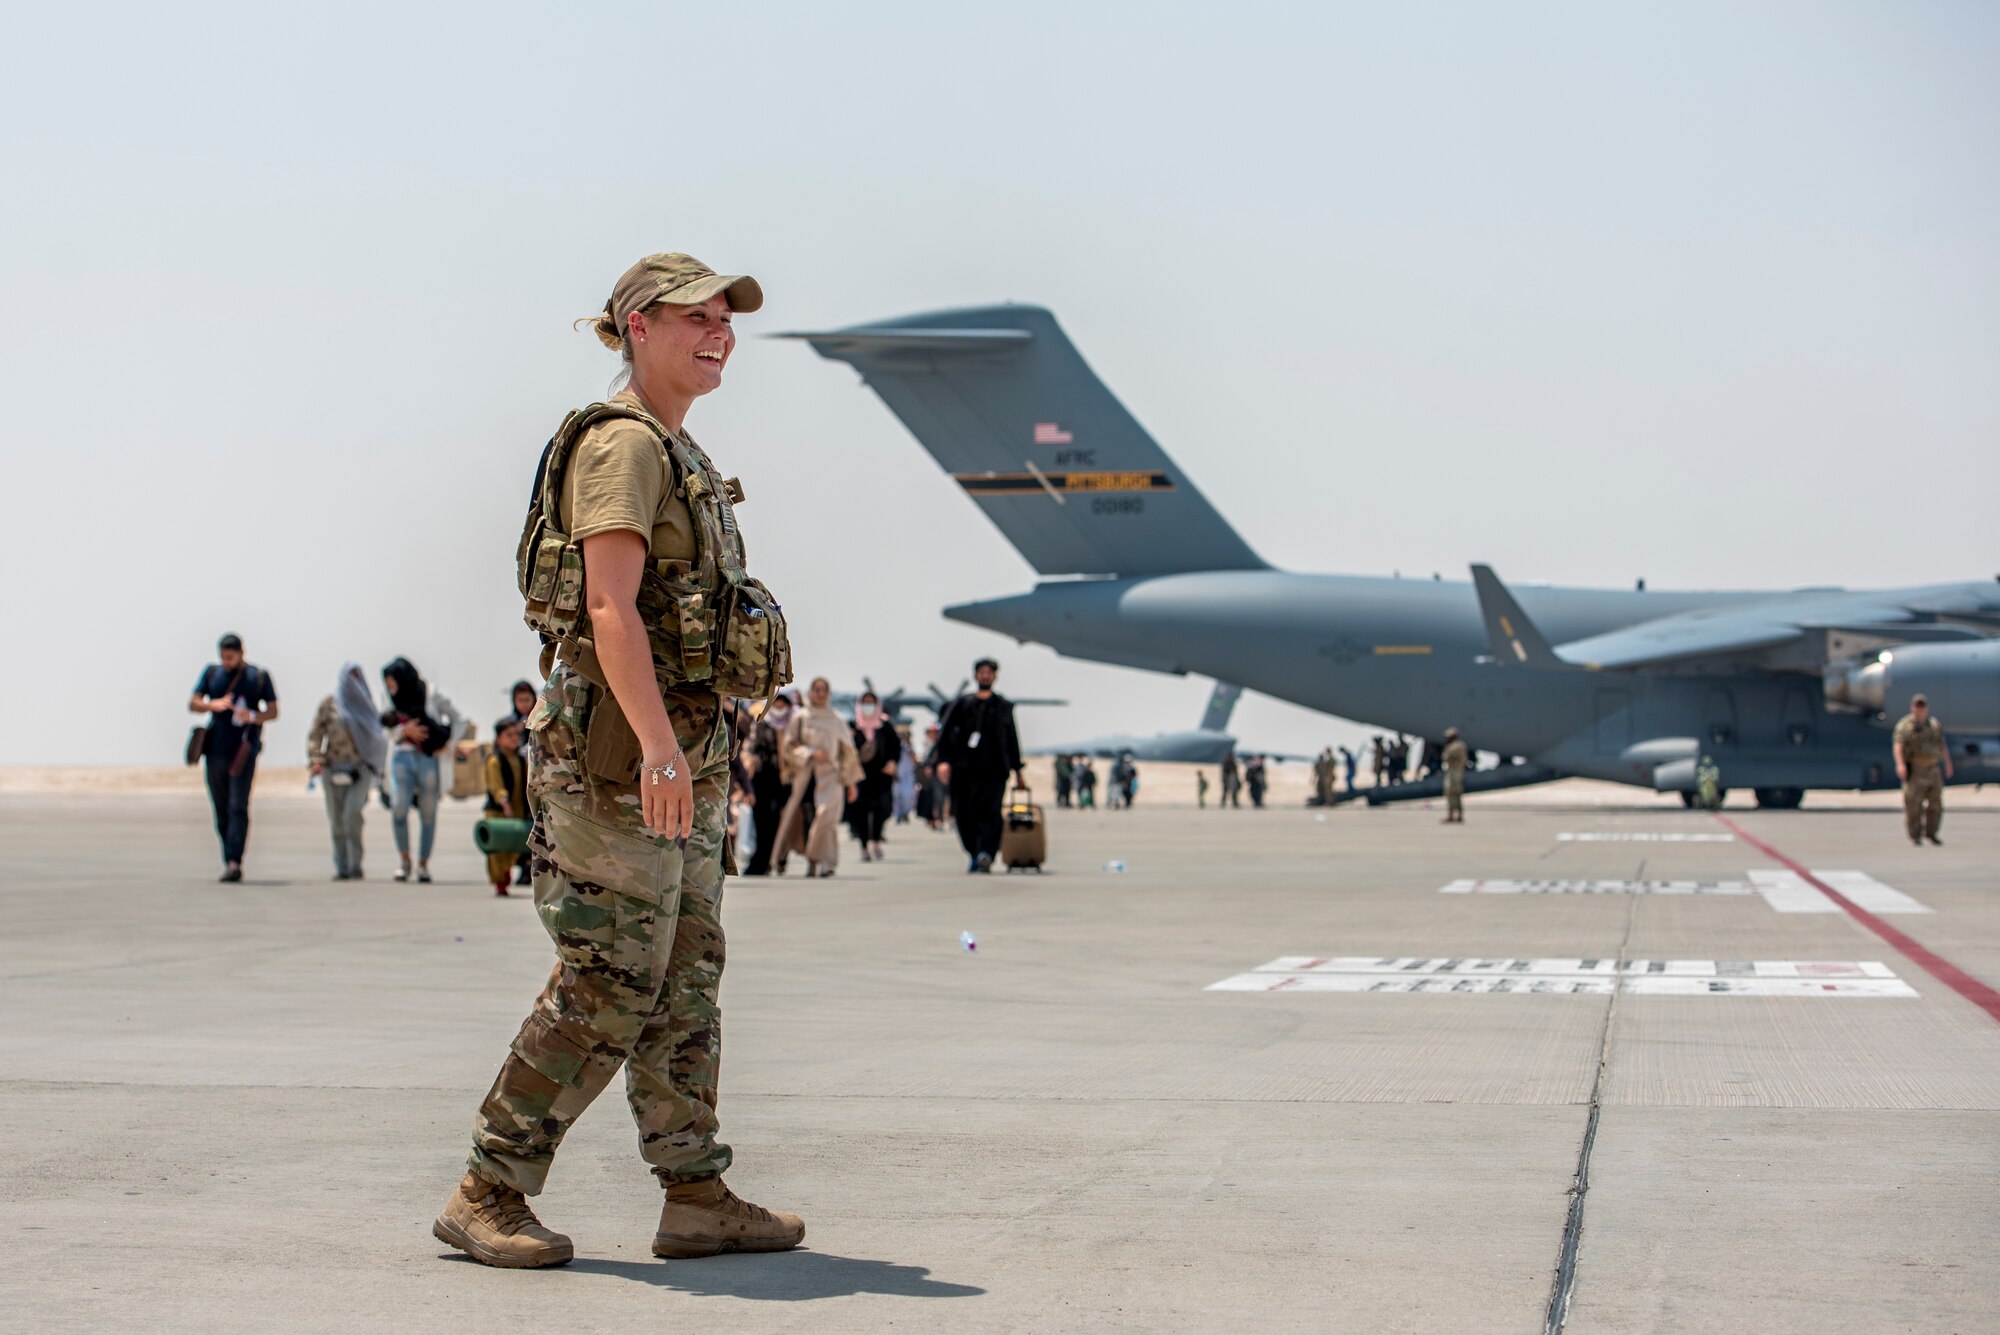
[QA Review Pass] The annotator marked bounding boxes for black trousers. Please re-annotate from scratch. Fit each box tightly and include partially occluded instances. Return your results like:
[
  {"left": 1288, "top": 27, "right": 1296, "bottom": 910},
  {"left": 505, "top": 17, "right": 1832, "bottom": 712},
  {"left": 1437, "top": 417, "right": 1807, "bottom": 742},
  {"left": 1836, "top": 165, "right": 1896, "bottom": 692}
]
[
  {"left": 950, "top": 771, "right": 1007, "bottom": 860},
  {"left": 855, "top": 775, "right": 894, "bottom": 843},
  {"left": 204, "top": 748, "right": 259, "bottom": 865},
  {"left": 744, "top": 773, "right": 788, "bottom": 876}
]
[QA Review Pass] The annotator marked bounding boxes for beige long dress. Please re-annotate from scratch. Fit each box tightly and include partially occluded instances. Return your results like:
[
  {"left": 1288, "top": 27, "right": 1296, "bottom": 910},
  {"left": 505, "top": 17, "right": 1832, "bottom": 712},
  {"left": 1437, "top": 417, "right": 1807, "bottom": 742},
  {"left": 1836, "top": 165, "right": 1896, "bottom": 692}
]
[{"left": 772, "top": 704, "right": 862, "bottom": 871}]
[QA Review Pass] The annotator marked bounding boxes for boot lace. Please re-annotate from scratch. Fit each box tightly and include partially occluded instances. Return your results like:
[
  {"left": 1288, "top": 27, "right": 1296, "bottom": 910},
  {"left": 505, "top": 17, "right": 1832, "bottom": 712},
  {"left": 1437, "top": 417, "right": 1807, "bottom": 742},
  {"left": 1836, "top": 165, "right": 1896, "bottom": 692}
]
[
  {"left": 480, "top": 1185, "right": 541, "bottom": 1234},
  {"left": 712, "top": 1183, "right": 774, "bottom": 1223}
]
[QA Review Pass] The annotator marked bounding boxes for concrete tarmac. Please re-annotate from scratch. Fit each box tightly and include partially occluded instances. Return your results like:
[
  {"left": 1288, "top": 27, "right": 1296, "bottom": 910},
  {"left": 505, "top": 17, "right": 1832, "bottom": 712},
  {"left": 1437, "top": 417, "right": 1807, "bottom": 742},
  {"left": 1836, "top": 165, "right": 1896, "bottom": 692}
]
[{"left": 3, "top": 777, "right": 1995, "bottom": 1332}]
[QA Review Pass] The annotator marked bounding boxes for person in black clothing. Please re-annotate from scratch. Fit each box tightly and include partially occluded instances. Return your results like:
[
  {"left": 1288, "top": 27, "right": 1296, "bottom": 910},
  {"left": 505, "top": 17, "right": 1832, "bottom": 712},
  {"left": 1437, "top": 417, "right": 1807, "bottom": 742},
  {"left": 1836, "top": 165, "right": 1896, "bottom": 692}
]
[
  {"left": 742, "top": 690, "right": 796, "bottom": 876},
  {"left": 188, "top": 633, "right": 280, "bottom": 882},
  {"left": 932, "top": 657, "right": 1023, "bottom": 873},
  {"left": 849, "top": 690, "right": 903, "bottom": 862}
]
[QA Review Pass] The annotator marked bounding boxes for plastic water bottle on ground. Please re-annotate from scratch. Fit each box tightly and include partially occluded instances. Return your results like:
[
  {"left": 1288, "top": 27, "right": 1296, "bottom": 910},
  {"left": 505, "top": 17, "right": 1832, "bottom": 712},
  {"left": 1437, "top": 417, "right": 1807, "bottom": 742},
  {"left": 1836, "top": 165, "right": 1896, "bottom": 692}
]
[
  {"left": 959, "top": 931, "right": 977, "bottom": 953},
  {"left": 1102, "top": 860, "right": 1127, "bottom": 873}
]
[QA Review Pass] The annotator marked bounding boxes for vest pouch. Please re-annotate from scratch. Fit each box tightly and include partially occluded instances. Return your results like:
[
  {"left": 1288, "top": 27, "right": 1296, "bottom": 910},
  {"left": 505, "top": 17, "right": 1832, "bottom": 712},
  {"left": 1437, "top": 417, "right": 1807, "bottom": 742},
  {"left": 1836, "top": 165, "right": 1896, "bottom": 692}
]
[
  {"left": 675, "top": 586, "right": 715, "bottom": 684},
  {"left": 636, "top": 564, "right": 716, "bottom": 689},
  {"left": 553, "top": 545, "right": 585, "bottom": 616},
  {"left": 524, "top": 534, "right": 569, "bottom": 632},
  {"left": 714, "top": 573, "right": 793, "bottom": 699}
]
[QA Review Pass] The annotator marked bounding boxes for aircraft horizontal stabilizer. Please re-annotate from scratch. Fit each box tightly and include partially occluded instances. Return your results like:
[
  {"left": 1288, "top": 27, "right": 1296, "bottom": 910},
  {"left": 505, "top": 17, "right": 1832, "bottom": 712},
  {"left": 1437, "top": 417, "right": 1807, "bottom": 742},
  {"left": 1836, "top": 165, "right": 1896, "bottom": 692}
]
[
  {"left": 770, "top": 326, "right": 1034, "bottom": 356},
  {"left": 1469, "top": 565, "right": 1570, "bottom": 669}
]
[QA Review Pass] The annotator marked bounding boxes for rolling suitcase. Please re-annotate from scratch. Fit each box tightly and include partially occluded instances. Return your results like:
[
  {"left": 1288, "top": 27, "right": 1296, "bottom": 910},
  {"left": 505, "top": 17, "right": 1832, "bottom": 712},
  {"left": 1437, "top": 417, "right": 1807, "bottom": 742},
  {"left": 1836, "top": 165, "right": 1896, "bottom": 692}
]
[{"left": 1000, "top": 782, "right": 1047, "bottom": 872}]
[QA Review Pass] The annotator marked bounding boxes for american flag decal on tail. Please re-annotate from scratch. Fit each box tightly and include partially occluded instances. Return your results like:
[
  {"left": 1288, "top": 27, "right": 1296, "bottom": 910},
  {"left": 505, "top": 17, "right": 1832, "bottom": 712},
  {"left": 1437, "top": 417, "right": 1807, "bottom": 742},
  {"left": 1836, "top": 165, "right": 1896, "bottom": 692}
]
[{"left": 1033, "top": 422, "right": 1073, "bottom": 444}]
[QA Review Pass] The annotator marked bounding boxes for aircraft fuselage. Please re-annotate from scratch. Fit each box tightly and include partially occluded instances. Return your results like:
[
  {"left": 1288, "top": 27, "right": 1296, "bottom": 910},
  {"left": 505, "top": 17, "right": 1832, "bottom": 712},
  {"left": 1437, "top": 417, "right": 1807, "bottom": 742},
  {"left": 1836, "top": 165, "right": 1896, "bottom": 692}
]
[{"left": 948, "top": 572, "right": 2000, "bottom": 794}]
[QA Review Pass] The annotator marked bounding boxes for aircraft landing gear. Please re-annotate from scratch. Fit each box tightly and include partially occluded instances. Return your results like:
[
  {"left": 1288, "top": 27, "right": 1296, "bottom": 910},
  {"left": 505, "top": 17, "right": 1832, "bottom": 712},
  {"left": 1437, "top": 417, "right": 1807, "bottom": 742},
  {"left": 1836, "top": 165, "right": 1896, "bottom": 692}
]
[
  {"left": 1754, "top": 787, "right": 1804, "bottom": 810},
  {"left": 1680, "top": 791, "right": 1696, "bottom": 809}
]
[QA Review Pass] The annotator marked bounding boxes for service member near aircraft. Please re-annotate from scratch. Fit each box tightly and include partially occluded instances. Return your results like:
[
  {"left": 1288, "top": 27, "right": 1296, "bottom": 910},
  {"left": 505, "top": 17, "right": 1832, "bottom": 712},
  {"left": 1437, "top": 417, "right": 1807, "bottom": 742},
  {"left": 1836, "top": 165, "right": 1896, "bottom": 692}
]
[
  {"left": 1440, "top": 727, "right": 1469, "bottom": 824},
  {"left": 434, "top": 253, "right": 802, "bottom": 1269},
  {"left": 1893, "top": 693, "right": 1951, "bottom": 847}
]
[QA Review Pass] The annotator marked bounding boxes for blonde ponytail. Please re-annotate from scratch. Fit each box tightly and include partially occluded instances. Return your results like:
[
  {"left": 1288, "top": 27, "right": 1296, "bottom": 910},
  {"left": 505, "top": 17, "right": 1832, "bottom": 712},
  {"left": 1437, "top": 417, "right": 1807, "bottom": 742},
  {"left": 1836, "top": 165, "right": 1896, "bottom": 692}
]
[{"left": 573, "top": 305, "right": 627, "bottom": 353}]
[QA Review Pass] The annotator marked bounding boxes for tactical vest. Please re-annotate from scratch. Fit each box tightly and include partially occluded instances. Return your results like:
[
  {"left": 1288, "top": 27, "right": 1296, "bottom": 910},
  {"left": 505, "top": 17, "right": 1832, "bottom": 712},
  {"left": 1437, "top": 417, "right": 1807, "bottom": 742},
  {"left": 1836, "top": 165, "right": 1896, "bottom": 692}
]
[
  {"left": 518, "top": 401, "right": 792, "bottom": 701},
  {"left": 1897, "top": 716, "right": 1944, "bottom": 769}
]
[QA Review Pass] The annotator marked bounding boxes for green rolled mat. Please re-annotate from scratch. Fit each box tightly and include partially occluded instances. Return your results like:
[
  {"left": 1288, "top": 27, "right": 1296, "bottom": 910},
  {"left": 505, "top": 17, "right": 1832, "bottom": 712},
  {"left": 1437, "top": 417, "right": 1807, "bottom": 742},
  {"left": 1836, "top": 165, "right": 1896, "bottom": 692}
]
[{"left": 474, "top": 817, "right": 533, "bottom": 855}]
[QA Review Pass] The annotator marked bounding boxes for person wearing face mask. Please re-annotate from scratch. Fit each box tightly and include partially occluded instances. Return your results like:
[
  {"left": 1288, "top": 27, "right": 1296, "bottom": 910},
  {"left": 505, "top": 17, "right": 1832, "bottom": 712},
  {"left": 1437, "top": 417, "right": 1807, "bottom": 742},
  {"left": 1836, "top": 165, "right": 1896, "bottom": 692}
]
[
  {"left": 848, "top": 691, "right": 903, "bottom": 863},
  {"left": 775, "top": 677, "right": 861, "bottom": 877},
  {"left": 741, "top": 688, "right": 797, "bottom": 876}
]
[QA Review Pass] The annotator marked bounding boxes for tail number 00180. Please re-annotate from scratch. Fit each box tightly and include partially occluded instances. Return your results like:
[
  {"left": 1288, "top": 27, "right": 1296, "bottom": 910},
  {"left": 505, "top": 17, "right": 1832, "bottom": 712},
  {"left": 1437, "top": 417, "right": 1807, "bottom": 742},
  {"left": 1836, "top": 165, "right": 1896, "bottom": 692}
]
[{"left": 1092, "top": 496, "right": 1144, "bottom": 515}]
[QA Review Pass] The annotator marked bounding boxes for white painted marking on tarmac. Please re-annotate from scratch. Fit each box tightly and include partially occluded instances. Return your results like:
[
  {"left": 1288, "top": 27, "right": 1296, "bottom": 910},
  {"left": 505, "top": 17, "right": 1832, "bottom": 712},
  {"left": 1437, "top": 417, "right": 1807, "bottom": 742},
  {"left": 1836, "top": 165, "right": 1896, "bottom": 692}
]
[
  {"left": 1444, "top": 872, "right": 1928, "bottom": 915},
  {"left": 1749, "top": 870, "right": 1839, "bottom": 913},
  {"left": 1441, "top": 879, "right": 1753, "bottom": 896},
  {"left": 1210, "top": 956, "right": 1917, "bottom": 998},
  {"left": 1749, "top": 870, "right": 1931, "bottom": 915},
  {"left": 1207, "top": 973, "right": 1917, "bottom": 998},
  {"left": 1812, "top": 870, "right": 1932, "bottom": 914},
  {"left": 1557, "top": 832, "right": 1735, "bottom": 842},
  {"left": 1250, "top": 956, "right": 1901, "bottom": 978}
]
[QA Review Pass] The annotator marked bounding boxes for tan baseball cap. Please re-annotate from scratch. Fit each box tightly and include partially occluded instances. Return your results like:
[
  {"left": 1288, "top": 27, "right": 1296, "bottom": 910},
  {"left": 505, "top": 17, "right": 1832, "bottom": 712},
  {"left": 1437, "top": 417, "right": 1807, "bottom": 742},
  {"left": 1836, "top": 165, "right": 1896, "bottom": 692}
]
[
  {"left": 610, "top": 253, "right": 763, "bottom": 330},
  {"left": 1912, "top": 693, "right": 1929, "bottom": 706}
]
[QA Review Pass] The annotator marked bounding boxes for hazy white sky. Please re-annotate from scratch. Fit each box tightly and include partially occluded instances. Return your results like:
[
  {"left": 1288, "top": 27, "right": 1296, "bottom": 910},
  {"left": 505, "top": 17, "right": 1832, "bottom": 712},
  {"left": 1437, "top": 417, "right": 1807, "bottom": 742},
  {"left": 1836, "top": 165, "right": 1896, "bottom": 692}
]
[{"left": 5, "top": 1, "right": 1995, "bottom": 765}]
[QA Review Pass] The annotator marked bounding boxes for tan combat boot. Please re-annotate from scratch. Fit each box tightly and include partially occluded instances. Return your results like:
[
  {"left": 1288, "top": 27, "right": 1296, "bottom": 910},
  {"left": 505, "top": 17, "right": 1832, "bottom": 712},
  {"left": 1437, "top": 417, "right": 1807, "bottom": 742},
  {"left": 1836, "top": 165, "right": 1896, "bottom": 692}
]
[
  {"left": 653, "top": 1178, "right": 805, "bottom": 1258},
  {"left": 433, "top": 1170, "right": 574, "bottom": 1268}
]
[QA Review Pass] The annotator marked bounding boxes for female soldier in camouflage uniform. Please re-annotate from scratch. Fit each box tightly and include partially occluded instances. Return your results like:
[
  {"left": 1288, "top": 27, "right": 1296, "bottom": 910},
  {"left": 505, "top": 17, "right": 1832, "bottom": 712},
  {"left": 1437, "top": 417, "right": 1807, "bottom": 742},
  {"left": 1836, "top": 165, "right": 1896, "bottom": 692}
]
[{"left": 435, "top": 253, "right": 798, "bottom": 1268}]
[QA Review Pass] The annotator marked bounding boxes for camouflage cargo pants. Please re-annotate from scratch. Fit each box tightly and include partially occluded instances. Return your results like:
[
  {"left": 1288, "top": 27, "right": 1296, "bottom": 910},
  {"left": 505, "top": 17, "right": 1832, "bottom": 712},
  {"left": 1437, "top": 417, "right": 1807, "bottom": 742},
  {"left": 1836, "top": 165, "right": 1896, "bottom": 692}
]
[
  {"left": 1903, "top": 769, "right": 1943, "bottom": 842},
  {"left": 1443, "top": 775, "right": 1464, "bottom": 821},
  {"left": 468, "top": 707, "right": 731, "bottom": 1195}
]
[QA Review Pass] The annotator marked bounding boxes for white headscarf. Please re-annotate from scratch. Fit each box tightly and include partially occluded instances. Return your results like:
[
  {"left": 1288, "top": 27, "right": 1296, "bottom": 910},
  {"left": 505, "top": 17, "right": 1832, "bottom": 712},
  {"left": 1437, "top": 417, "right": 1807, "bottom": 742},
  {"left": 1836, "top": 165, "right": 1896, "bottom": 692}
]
[{"left": 337, "top": 661, "right": 388, "bottom": 775}]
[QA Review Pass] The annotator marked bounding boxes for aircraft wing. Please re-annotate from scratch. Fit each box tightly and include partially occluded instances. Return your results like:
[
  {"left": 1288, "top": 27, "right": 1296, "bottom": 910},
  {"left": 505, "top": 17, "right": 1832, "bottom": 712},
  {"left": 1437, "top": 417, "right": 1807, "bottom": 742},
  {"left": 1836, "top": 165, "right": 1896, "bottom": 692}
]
[
  {"left": 1473, "top": 565, "right": 1989, "bottom": 672},
  {"left": 1554, "top": 601, "right": 1924, "bottom": 670}
]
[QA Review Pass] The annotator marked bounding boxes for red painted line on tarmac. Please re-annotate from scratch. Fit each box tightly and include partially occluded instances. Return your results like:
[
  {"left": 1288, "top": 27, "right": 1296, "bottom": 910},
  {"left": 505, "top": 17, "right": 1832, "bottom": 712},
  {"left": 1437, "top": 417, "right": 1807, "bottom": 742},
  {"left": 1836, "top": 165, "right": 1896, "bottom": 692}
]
[{"left": 1715, "top": 813, "right": 2000, "bottom": 1025}]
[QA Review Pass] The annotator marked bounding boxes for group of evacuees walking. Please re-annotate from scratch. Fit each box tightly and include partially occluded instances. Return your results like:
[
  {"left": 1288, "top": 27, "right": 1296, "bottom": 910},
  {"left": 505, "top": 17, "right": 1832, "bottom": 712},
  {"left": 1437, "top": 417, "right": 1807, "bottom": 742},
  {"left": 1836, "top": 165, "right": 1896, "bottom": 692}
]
[
  {"left": 737, "top": 660, "right": 1021, "bottom": 877},
  {"left": 191, "top": 635, "right": 538, "bottom": 888}
]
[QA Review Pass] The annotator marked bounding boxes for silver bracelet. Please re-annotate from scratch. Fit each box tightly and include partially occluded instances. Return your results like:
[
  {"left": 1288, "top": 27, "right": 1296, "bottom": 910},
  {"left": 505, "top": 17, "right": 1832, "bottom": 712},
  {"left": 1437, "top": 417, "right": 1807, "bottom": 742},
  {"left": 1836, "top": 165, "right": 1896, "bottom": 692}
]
[{"left": 641, "top": 748, "right": 685, "bottom": 785}]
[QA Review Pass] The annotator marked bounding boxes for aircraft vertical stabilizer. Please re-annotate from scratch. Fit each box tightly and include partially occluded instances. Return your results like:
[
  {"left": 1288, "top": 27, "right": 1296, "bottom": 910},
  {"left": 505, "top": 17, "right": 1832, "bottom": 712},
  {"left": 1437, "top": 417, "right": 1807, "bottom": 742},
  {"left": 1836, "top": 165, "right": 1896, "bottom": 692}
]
[
  {"left": 1470, "top": 564, "right": 1571, "bottom": 669},
  {"left": 780, "top": 306, "right": 1265, "bottom": 578},
  {"left": 1199, "top": 681, "right": 1244, "bottom": 732}
]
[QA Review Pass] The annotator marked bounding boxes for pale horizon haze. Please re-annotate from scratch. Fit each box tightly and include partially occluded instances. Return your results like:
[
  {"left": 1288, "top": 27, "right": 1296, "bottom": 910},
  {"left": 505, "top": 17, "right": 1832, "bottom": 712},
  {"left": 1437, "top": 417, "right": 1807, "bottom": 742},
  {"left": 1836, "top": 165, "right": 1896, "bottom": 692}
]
[{"left": 4, "top": 1, "right": 1995, "bottom": 766}]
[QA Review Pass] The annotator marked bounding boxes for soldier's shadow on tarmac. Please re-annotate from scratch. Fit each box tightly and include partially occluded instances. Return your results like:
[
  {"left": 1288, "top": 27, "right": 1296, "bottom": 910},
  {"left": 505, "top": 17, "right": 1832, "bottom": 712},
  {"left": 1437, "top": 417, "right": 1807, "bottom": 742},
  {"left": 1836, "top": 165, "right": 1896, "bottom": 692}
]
[{"left": 566, "top": 1250, "right": 986, "bottom": 1300}]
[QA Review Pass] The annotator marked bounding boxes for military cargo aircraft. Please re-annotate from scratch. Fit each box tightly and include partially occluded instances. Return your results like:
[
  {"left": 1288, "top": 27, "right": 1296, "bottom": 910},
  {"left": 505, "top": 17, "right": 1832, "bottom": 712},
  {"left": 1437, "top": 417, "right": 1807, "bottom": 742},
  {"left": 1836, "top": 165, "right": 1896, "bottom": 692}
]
[
  {"left": 828, "top": 678, "right": 1066, "bottom": 726},
  {"left": 782, "top": 306, "right": 2000, "bottom": 808},
  {"left": 1030, "top": 681, "right": 1245, "bottom": 764}
]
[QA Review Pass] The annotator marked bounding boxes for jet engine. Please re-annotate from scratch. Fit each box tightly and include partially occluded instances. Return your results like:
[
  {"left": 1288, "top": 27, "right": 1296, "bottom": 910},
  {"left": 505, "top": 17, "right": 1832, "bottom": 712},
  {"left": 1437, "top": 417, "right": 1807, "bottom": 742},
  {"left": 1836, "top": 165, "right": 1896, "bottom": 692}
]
[{"left": 1825, "top": 640, "right": 2000, "bottom": 733}]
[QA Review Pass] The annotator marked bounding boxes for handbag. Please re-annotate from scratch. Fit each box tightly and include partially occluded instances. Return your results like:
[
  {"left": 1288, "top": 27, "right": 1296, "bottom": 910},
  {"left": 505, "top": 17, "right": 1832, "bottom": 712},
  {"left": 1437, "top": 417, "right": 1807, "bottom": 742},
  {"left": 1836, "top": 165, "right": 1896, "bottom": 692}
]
[{"left": 184, "top": 665, "right": 246, "bottom": 766}]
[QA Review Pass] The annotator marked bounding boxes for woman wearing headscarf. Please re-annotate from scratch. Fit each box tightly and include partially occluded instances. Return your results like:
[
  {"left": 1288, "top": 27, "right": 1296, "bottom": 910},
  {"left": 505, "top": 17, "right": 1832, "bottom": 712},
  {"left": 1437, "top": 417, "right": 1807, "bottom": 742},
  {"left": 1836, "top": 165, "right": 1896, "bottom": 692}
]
[
  {"left": 774, "top": 677, "right": 861, "bottom": 877},
  {"left": 381, "top": 656, "right": 447, "bottom": 883},
  {"left": 306, "top": 662, "right": 387, "bottom": 880},
  {"left": 848, "top": 691, "right": 903, "bottom": 863}
]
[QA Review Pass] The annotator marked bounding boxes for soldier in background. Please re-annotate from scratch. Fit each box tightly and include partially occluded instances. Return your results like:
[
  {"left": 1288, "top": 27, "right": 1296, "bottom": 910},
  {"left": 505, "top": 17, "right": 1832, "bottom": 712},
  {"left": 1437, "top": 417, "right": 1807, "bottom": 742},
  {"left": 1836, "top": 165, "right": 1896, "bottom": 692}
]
[
  {"left": 1440, "top": 727, "right": 1469, "bottom": 823},
  {"left": 1893, "top": 693, "right": 1952, "bottom": 846}
]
